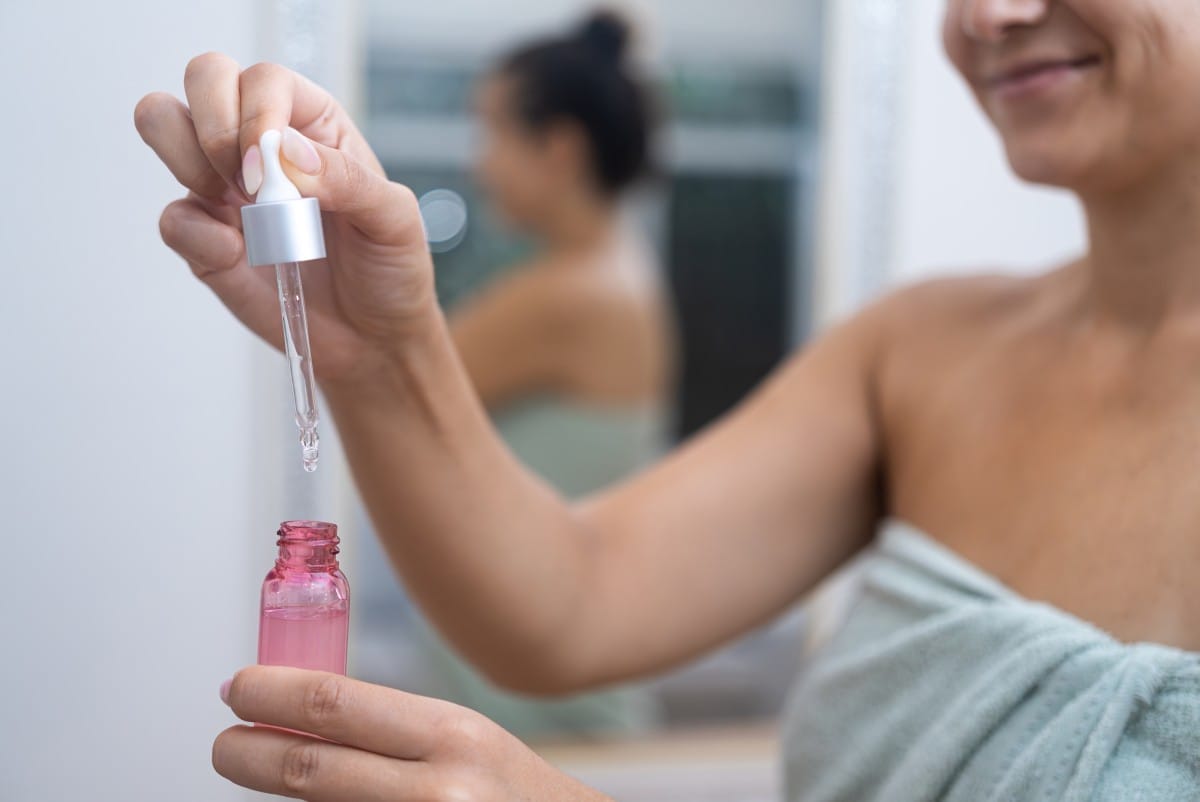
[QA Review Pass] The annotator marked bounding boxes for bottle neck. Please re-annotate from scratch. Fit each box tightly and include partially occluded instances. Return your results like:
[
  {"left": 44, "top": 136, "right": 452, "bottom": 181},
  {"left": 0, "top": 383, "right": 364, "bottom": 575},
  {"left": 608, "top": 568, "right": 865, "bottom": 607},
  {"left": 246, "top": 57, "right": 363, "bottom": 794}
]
[{"left": 275, "top": 520, "right": 340, "bottom": 573}]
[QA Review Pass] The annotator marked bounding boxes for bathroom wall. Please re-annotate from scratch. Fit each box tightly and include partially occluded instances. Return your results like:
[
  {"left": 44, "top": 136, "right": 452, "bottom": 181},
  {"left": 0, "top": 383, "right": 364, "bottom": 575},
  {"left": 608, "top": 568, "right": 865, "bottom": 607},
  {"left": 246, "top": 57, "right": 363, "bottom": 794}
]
[{"left": 0, "top": 2, "right": 266, "bottom": 800}]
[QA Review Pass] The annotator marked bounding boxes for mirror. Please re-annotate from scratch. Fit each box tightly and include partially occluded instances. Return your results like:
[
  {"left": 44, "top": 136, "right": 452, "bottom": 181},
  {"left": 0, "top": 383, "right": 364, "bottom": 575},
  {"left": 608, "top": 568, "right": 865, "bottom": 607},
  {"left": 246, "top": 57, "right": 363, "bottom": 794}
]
[{"left": 351, "top": 0, "right": 832, "bottom": 752}]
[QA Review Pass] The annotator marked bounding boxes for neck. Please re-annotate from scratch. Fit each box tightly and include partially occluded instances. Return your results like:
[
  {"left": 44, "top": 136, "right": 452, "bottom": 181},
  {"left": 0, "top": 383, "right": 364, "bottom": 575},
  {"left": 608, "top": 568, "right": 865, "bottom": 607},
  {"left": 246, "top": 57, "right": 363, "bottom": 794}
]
[
  {"left": 1080, "top": 156, "right": 1200, "bottom": 329},
  {"left": 538, "top": 190, "right": 620, "bottom": 256}
]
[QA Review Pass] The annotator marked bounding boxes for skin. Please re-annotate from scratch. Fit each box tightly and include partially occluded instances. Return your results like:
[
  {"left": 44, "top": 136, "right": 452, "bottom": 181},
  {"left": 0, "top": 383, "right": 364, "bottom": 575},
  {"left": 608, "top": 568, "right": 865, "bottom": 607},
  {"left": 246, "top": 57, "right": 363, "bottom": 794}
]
[
  {"left": 918, "top": 0, "right": 1200, "bottom": 645},
  {"left": 213, "top": 666, "right": 609, "bottom": 801},
  {"left": 451, "top": 75, "right": 672, "bottom": 411},
  {"left": 132, "top": 0, "right": 1200, "bottom": 796}
]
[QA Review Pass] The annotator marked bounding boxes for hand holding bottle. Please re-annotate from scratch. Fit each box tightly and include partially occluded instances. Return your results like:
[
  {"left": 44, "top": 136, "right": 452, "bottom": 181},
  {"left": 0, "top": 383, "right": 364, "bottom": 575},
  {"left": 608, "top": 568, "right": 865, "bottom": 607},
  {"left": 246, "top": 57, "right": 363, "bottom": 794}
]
[
  {"left": 134, "top": 53, "right": 438, "bottom": 388},
  {"left": 216, "top": 666, "right": 613, "bottom": 801}
]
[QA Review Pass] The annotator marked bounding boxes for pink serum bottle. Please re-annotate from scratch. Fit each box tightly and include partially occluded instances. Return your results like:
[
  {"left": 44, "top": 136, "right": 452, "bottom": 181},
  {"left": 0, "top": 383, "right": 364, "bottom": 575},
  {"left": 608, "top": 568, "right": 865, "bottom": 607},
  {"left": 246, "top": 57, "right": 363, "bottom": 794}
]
[{"left": 258, "top": 521, "right": 350, "bottom": 674}]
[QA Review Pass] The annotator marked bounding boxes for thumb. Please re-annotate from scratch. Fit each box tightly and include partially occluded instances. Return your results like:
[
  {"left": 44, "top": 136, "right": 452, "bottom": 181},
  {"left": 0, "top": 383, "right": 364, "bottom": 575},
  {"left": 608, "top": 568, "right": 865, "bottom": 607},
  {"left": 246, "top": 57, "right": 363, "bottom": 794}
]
[{"left": 250, "top": 126, "right": 426, "bottom": 250}]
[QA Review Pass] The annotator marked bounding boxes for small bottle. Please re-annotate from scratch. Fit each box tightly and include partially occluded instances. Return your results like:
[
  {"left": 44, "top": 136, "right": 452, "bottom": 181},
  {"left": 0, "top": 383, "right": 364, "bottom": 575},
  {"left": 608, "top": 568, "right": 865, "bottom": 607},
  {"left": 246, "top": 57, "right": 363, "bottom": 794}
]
[{"left": 258, "top": 521, "right": 350, "bottom": 674}]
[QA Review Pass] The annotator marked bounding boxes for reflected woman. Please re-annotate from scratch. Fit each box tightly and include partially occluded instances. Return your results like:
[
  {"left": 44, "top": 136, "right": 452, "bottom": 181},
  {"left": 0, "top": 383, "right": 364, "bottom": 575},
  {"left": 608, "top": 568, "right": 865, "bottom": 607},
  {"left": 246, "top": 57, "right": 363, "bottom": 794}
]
[{"left": 457, "top": 9, "right": 673, "bottom": 501}]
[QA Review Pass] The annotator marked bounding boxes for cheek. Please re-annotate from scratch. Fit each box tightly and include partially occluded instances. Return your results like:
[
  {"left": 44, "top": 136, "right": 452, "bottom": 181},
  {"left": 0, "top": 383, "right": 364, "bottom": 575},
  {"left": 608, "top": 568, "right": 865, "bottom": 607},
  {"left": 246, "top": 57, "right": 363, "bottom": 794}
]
[
  {"left": 941, "top": 0, "right": 976, "bottom": 84},
  {"left": 1080, "top": 0, "right": 1200, "bottom": 101},
  {"left": 1108, "top": 18, "right": 1200, "bottom": 161},
  {"left": 479, "top": 139, "right": 524, "bottom": 193},
  {"left": 480, "top": 149, "right": 551, "bottom": 220},
  {"left": 503, "top": 146, "right": 553, "bottom": 195},
  {"left": 476, "top": 133, "right": 506, "bottom": 181},
  {"left": 941, "top": 2, "right": 966, "bottom": 71}
]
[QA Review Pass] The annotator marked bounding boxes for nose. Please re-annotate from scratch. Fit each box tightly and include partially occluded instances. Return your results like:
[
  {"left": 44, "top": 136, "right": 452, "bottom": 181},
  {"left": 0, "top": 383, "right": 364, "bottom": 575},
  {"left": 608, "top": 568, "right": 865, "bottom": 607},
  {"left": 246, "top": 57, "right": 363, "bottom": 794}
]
[{"left": 960, "top": 0, "right": 1051, "bottom": 42}]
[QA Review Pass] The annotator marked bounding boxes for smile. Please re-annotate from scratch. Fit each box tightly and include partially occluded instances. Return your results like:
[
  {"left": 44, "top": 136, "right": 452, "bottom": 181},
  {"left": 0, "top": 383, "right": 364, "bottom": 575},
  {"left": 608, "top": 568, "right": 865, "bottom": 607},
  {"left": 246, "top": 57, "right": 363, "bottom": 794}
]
[{"left": 985, "top": 56, "right": 1101, "bottom": 102}]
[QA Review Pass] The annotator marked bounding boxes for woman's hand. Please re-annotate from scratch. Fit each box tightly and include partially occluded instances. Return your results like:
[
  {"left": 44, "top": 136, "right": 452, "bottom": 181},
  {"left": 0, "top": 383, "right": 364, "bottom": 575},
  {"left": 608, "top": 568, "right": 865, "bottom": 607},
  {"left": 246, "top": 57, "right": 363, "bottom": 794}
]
[
  {"left": 214, "top": 666, "right": 612, "bottom": 801},
  {"left": 134, "top": 53, "right": 437, "bottom": 387}
]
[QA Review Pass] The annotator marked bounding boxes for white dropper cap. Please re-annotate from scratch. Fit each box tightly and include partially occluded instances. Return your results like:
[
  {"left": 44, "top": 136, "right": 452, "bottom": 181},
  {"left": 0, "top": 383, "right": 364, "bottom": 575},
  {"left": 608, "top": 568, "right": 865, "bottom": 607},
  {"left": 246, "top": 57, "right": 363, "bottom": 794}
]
[
  {"left": 240, "top": 130, "right": 326, "bottom": 267},
  {"left": 255, "top": 129, "right": 302, "bottom": 203}
]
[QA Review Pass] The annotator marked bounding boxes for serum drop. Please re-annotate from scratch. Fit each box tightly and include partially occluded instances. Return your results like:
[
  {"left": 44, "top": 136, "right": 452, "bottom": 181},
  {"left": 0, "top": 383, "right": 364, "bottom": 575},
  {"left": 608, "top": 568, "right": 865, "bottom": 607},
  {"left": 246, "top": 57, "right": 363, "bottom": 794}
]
[{"left": 258, "top": 521, "right": 350, "bottom": 674}]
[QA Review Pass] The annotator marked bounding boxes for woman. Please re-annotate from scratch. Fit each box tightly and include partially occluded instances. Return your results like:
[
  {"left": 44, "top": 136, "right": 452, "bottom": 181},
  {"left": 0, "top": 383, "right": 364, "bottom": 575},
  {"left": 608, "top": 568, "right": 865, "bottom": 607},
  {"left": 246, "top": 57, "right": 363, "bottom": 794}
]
[
  {"left": 455, "top": 8, "right": 671, "bottom": 470},
  {"left": 134, "top": 0, "right": 1199, "bottom": 798},
  {"left": 409, "top": 10, "right": 672, "bottom": 737}
]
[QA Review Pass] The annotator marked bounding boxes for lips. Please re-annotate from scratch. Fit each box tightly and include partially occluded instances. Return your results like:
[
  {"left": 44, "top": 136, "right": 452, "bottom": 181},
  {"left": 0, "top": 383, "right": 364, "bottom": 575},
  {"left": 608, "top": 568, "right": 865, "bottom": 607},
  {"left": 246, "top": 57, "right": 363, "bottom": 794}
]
[
  {"left": 985, "top": 55, "right": 1101, "bottom": 95},
  {"left": 995, "top": 57, "right": 1098, "bottom": 86}
]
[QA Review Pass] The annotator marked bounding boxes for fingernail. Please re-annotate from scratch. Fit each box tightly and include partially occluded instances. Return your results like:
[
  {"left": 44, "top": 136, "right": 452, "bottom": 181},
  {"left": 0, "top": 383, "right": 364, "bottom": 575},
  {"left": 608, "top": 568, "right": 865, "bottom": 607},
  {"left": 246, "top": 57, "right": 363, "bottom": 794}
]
[
  {"left": 219, "top": 678, "right": 232, "bottom": 706},
  {"left": 242, "top": 145, "right": 263, "bottom": 196},
  {"left": 282, "top": 127, "right": 322, "bottom": 174}
]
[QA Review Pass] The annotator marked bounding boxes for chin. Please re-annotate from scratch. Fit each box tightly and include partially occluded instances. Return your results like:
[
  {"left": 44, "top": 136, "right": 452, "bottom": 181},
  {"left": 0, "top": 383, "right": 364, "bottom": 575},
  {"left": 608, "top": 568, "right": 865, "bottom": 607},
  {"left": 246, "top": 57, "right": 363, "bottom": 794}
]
[{"left": 1003, "top": 139, "right": 1099, "bottom": 190}]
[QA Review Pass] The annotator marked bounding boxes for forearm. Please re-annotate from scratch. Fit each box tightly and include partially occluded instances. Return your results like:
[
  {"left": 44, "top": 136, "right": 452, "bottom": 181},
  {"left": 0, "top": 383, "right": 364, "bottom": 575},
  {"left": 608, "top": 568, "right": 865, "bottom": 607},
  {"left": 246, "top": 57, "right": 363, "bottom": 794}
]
[{"left": 323, "top": 308, "right": 597, "bottom": 691}]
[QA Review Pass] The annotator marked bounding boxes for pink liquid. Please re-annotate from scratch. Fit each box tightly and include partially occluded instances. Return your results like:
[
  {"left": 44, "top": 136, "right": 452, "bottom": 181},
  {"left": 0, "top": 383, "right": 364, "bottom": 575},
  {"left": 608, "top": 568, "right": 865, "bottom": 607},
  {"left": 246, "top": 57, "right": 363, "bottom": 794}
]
[
  {"left": 258, "top": 521, "right": 350, "bottom": 675},
  {"left": 258, "top": 603, "right": 349, "bottom": 674}
]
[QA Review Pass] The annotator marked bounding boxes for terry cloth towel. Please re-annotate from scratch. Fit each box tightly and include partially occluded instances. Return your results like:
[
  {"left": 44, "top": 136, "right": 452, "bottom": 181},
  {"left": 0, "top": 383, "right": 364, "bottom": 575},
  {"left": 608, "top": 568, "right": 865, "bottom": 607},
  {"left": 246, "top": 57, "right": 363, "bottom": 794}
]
[{"left": 781, "top": 520, "right": 1200, "bottom": 801}]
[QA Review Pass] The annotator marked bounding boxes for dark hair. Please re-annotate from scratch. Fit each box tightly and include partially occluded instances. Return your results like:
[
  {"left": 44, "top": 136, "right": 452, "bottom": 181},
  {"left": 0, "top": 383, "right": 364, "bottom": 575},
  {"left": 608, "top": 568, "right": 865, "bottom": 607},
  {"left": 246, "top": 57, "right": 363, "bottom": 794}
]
[{"left": 498, "top": 9, "right": 654, "bottom": 196}]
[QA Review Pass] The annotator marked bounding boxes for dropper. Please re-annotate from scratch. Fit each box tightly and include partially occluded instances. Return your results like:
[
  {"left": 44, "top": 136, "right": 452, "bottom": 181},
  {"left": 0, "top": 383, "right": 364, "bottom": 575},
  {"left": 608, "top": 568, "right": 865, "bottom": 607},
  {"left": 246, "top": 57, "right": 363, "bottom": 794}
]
[{"left": 240, "top": 130, "right": 327, "bottom": 472}]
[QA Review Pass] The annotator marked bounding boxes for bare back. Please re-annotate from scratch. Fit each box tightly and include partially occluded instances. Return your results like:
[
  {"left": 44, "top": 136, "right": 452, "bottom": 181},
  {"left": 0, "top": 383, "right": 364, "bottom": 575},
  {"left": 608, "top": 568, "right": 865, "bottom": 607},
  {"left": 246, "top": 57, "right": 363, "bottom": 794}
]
[
  {"left": 451, "top": 229, "right": 674, "bottom": 411},
  {"left": 878, "top": 267, "right": 1200, "bottom": 650}
]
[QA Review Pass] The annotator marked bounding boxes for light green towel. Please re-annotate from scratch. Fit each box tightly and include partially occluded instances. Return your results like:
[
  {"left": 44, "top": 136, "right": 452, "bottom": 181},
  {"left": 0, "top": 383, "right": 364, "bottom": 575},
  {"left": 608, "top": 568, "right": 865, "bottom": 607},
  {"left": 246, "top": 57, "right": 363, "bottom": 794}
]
[
  {"left": 782, "top": 521, "right": 1200, "bottom": 801},
  {"left": 493, "top": 397, "right": 667, "bottom": 498}
]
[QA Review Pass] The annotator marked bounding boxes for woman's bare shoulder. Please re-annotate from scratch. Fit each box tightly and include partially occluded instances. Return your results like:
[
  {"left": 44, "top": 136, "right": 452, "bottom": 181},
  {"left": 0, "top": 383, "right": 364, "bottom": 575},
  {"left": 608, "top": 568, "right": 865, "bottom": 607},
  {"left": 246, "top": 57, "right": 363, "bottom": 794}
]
[
  {"left": 863, "top": 267, "right": 1075, "bottom": 350},
  {"left": 855, "top": 267, "right": 1074, "bottom": 398},
  {"left": 876, "top": 270, "right": 1054, "bottom": 325},
  {"left": 454, "top": 256, "right": 586, "bottom": 321}
]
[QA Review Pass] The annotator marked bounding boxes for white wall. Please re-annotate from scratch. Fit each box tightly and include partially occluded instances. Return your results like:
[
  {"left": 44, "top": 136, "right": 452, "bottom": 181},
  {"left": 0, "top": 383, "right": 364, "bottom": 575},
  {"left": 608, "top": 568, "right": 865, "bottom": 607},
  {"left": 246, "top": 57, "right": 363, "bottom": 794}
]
[
  {"left": 888, "top": 1, "right": 1086, "bottom": 283},
  {"left": 0, "top": 3, "right": 268, "bottom": 800}
]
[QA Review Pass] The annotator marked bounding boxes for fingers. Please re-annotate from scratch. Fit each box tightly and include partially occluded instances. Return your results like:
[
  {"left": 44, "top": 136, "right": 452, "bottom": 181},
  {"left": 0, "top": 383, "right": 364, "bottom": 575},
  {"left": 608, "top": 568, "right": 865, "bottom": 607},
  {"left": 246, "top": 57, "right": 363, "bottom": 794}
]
[
  {"left": 159, "top": 197, "right": 243, "bottom": 277},
  {"left": 159, "top": 197, "right": 283, "bottom": 350},
  {"left": 212, "top": 725, "right": 442, "bottom": 802},
  {"left": 183, "top": 52, "right": 244, "bottom": 187},
  {"left": 225, "top": 666, "right": 477, "bottom": 761},
  {"left": 276, "top": 129, "right": 427, "bottom": 248},
  {"left": 139, "top": 54, "right": 406, "bottom": 245},
  {"left": 238, "top": 62, "right": 344, "bottom": 155},
  {"left": 134, "top": 92, "right": 232, "bottom": 201}
]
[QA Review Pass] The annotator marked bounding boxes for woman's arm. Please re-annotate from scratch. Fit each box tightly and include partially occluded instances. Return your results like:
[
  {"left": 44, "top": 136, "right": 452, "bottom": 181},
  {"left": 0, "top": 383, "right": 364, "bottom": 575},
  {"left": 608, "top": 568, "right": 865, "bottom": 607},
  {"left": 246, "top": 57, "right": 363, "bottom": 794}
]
[
  {"left": 137, "top": 54, "right": 885, "bottom": 695},
  {"left": 328, "top": 299, "right": 884, "bottom": 692}
]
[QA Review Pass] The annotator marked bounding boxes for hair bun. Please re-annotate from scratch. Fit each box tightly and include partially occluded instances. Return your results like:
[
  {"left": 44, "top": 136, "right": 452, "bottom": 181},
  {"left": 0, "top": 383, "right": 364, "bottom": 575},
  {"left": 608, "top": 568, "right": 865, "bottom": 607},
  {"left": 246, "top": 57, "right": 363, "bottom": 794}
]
[{"left": 577, "top": 9, "right": 633, "bottom": 63}]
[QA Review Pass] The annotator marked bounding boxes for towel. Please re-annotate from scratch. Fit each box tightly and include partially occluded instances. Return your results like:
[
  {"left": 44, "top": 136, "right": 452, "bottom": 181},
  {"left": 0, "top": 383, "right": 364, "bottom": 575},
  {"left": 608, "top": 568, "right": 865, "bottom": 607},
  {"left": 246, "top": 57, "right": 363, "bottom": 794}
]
[{"left": 781, "top": 521, "right": 1200, "bottom": 801}]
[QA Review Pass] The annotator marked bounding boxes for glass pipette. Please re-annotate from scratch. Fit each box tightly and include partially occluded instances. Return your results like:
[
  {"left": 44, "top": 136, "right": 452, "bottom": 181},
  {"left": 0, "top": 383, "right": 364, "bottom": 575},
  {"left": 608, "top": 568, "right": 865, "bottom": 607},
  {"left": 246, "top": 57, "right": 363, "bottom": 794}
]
[
  {"left": 240, "top": 129, "right": 329, "bottom": 472},
  {"left": 274, "top": 261, "right": 320, "bottom": 471}
]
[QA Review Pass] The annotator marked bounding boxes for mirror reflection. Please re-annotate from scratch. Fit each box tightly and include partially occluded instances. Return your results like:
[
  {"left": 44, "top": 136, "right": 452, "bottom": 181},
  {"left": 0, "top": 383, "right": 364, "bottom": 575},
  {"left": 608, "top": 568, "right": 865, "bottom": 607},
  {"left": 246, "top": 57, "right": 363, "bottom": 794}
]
[{"left": 353, "top": 1, "right": 824, "bottom": 759}]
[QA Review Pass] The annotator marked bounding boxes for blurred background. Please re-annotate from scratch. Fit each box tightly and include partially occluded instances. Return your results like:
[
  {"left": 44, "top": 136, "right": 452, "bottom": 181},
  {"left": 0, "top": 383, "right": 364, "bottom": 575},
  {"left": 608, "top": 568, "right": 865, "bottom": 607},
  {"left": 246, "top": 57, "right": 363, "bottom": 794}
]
[{"left": 0, "top": 1, "right": 1085, "bottom": 800}]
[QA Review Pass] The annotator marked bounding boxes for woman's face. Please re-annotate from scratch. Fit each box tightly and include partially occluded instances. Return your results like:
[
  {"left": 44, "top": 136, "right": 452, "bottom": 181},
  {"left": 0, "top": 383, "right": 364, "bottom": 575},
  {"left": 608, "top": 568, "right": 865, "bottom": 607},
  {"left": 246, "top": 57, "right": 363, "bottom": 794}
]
[
  {"left": 474, "top": 76, "right": 577, "bottom": 232},
  {"left": 943, "top": 0, "right": 1200, "bottom": 193}
]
